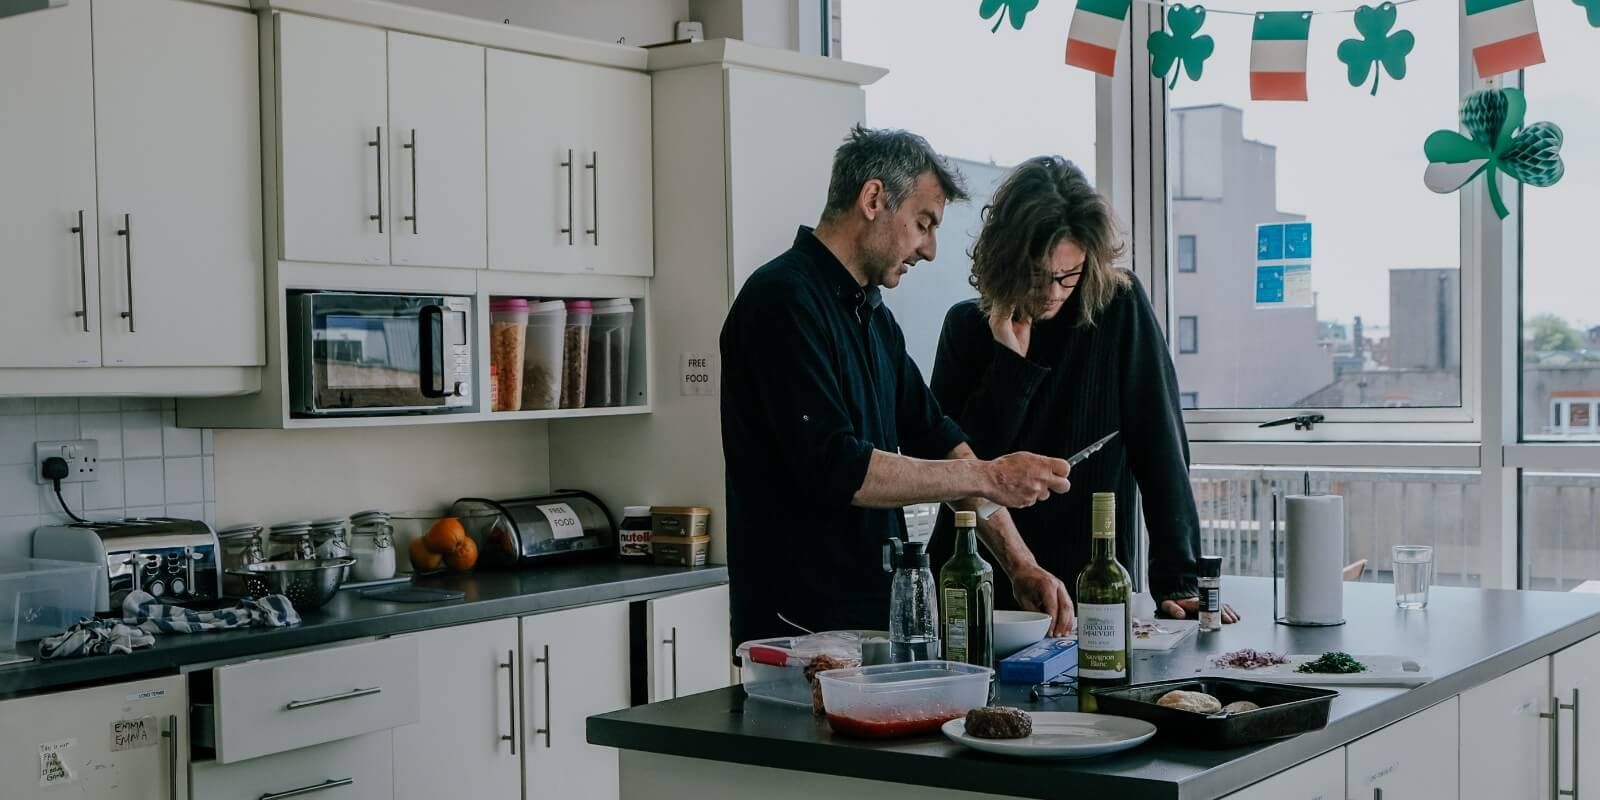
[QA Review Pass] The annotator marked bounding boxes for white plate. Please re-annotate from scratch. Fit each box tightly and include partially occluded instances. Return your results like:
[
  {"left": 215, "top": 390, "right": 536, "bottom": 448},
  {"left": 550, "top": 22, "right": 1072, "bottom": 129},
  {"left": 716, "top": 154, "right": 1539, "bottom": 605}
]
[
  {"left": 942, "top": 712, "right": 1156, "bottom": 759},
  {"left": 1211, "top": 654, "right": 1431, "bottom": 686}
]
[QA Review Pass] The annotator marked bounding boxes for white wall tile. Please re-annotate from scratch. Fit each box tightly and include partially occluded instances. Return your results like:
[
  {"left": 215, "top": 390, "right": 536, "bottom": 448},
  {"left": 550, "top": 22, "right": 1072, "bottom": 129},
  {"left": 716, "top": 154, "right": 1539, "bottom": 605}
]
[
  {"left": 0, "top": 416, "right": 34, "bottom": 466},
  {"left": 166, "top": 503, "right": 204, "bottom": 521},
  {"left": 0, "top": 465, "right": 41, "bottom": 517},
  {"left": 164, "top": 457, "right": 203, "bottom": 505},
  {"left": 203, "top": 502, "right": 216, "bottom": 526},
  {"left": 201, "top": 429, "right": 214, "bottom": 455},
  {"left": 0, "top": 399, "right": 35, "bottom": 416},
  {"left": 203, "top": 456, "right": 215, "bottom": 502},
  {"left": 0, "top": 514, "right": 40, "bottom": 559},
  {"left": 123, "top": 459, "right": 166, "bottom": 508},
  {"left": 122, "top": 412, "right": 163, "bottom": 459},
  {"left": 81, "top": 413, "right": 122, "bottom": 460},
  {"left": 84, "top": 461, "right": 125, "bottom": 511},
  {"left": 125, "top": 506, "right": 165, "bottom": 519},
  {"left": 162, "top": 414, "right": 201, "bottom": 457},
  {"left": 40, "top": 482, "right": 83, "bottom": 518},
  {"left": 120, "top": 398, "right": 161, "bottom": 412},
  {"left": 36, "top": 413, "right": 79, "bottom": 442},
  {"left": 79, "top": 398, "right": 121, "bottom": 413},
  {"left": 34, "top": 398, "right": 78, "bottom": 415}
]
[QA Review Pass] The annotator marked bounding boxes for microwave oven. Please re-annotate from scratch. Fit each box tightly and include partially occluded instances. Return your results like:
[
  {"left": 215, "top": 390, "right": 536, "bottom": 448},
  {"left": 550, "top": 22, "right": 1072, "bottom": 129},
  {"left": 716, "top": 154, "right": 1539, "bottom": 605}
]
[{"left": 288, "top": 291, "right": 475, "bottom": 417}]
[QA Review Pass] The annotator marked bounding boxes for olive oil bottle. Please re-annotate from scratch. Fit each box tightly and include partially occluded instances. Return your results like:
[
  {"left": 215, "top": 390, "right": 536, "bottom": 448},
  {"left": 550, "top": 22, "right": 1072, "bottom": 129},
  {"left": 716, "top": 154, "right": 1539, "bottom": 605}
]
[
  {"left": 939, "top": 511, "right": 994, "bottom": 668},
  {"left": 1076, "top": 492, "right": 1131, "bottom": 699}
]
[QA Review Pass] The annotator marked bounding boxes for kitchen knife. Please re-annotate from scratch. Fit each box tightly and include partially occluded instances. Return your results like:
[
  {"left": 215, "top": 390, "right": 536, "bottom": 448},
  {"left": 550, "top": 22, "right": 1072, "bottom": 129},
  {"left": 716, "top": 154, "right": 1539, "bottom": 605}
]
[{"left": 974, "top": 431, "right": 1120, "bottom": 520}]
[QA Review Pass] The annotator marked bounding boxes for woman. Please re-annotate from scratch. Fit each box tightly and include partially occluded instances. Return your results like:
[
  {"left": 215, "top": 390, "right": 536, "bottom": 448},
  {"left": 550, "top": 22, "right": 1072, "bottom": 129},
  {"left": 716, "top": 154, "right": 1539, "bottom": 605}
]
[{"left": 927, "top": 156, "right": 1237, "bottom": 623}]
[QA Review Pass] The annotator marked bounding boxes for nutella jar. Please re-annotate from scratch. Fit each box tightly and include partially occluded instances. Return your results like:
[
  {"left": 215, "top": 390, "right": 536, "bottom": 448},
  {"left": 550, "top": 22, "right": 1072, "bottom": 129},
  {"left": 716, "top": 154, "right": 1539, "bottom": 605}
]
[{"left": 619, "top": 506, "right": 653, "bottom": 561}]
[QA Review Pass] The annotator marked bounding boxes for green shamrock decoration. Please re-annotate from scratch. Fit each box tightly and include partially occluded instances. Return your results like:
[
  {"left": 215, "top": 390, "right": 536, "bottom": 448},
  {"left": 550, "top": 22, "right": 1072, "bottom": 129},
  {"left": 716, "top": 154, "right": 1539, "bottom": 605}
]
[
  {"left": 1577, "top": 0, "right": 1600, "bottom": 27},
  {"left": 1337, "top": 3, "right": 1414, "bottom": 96},
  {"left": 1423, "top": 88, "right": 1564, "bottom": 220},
  {"left": 979, "top": 0, "right": 1039, "bottom": 32},
  {"left": 1148, "top": 5, "right": 1214, "bottom": 89}
]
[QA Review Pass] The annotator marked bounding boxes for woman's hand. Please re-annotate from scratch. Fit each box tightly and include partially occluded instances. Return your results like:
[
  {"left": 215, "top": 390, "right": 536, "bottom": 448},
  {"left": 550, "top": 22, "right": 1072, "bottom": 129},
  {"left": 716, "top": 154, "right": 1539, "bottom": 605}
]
[
  {"left": 989, "top": 304, "right": 1032, "bottom": 357},
  {"left": 1159, "top": 597, "right": 1241, "bottom": 624}
]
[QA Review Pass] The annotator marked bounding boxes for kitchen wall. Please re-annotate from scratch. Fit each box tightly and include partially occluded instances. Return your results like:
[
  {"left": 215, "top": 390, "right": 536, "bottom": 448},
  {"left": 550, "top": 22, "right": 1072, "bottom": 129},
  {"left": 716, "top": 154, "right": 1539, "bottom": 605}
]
[{"left": 0, "top": 399, "right": 214, "bottom": 559}]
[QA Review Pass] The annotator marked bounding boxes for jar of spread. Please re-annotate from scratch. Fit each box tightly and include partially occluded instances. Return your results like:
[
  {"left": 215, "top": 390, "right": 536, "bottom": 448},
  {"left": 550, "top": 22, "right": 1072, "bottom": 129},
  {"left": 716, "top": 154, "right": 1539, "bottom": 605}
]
[{"left": 619, "top": 506, "right": 652, "bottom": 561}]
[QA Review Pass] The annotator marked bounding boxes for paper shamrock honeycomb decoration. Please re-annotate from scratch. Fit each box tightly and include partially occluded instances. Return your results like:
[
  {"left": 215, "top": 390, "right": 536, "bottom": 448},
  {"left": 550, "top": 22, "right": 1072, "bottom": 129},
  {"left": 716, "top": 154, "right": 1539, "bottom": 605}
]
[{"left": 1423, "top": 87, "right": 1564, "bottom": 220}]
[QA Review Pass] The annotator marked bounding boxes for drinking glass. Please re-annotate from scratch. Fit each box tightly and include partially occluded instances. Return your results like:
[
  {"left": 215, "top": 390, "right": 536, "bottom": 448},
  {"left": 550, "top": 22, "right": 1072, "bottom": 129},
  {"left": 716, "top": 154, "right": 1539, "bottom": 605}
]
[{"left": 1392, "top": 545, "right": 1434, "bottom": 610}]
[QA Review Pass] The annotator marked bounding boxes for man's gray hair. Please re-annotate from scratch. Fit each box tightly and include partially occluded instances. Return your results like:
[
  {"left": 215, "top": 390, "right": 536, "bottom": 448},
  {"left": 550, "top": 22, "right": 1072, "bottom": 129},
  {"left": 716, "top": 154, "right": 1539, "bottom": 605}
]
[{"left": 821, "top": 125, "right": 969, "bottom": 221}]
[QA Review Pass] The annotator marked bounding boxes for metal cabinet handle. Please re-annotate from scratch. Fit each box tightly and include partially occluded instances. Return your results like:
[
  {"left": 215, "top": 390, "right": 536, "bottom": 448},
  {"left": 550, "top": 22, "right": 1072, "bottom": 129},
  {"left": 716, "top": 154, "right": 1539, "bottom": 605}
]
[
  {"left": 402, "top": 129, "right": 418, "bottom": 234},
  {"left": 499, "top": 649, "right": 516, "bottom": 755},
  {"left": 116, "top": 213, "right": 134, "bottom": 332},
  {"left": 584, "top": 151, "right": 598, "bottom": 245},
  {"left": 368, "top": 126, "right": 384, "bottom": 233},
  {"left": 559, "top": 149, "right": 574, "bottom": 245},
  {"left": 1374, "top": 790, "right": 1382, "bottom": 800},
  {"left": 535, "top": 644, "right": 552, "bottom": 748},
  {"left": 163, "top": 714, "right": 177, "bottom": 800},
  {"left": 283, "top": 686, "right": 381, "bottom": 710},
  {"left": 70, "top": 210, "right": 89, "bottom": 332},
  {"left": 1565, "top": 689, "right": 1581, "bottom": 799},
  {"left": 1545, "top": 696, "right": 1563, "bottom": 800},
  {"left": 663, "top": 627, "right": 679, "bottom": 699},
  {"left": 259, "top": 778, "right": 353, "bottom": 800}
]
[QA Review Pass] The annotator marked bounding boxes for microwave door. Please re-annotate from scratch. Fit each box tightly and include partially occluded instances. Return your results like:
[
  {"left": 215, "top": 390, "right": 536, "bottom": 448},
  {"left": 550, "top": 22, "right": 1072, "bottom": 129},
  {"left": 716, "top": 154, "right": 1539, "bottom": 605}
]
[{"left": 310, "top": 294, "right": 444, "bottom": 414}]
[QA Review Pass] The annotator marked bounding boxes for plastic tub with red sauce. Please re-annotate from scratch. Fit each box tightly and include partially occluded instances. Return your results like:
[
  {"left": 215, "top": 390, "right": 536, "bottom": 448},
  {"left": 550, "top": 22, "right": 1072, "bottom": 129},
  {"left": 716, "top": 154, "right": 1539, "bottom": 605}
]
[{"left": 817, "top": 661, "right": 993, "bottom": 740}]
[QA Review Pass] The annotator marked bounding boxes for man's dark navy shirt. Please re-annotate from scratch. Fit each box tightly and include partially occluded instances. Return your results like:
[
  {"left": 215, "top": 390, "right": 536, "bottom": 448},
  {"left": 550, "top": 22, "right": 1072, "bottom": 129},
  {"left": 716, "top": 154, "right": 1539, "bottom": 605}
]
[{"left": 720, "top": 227, "right": 966, "bottom": 647}]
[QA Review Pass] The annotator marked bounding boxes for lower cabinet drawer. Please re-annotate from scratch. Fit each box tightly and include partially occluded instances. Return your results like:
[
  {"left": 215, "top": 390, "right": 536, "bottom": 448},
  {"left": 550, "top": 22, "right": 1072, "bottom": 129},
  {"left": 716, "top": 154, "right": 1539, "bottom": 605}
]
[
  {"left": 191, "top": 729, "right": 393, "bottom": 800},
  {"left": 211, "top": 637, "right": 420, "bottom": 763}
]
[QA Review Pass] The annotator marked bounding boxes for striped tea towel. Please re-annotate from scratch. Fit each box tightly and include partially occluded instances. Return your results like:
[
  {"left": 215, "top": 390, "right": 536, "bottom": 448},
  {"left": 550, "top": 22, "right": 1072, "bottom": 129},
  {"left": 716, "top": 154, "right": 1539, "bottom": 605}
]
[{"left": 39, "top": 591, "right": 301, "bottom": 659}]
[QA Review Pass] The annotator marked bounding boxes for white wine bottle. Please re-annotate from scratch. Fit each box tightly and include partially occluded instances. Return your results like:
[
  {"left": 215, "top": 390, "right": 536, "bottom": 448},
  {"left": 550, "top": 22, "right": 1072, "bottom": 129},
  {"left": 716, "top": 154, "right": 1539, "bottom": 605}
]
[{"left": 1076, "top": 492, "right": 1131, "bottom": 697}]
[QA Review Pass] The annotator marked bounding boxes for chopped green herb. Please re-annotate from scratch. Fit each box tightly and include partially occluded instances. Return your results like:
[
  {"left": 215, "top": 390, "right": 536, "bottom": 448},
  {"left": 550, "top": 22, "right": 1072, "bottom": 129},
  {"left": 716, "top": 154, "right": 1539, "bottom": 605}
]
[{"left": 1296, "top": 652, "right": 1367, "bottom": 674}]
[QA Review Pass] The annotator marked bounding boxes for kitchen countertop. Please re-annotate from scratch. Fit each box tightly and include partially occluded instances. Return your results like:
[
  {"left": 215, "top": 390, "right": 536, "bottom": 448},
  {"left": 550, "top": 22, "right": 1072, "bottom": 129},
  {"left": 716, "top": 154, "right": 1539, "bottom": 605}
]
[
  {"left": 589, "top": 577, "right": 1600, "bottom": 800},
  {"left": 0, "top": 562, "right": 727, "bottom": 699}
]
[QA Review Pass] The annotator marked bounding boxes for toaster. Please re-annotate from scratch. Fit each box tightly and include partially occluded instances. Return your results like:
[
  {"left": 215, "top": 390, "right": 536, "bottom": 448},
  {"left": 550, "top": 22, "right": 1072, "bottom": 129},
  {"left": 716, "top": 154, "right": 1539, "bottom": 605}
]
[{"left": 33, "top": 518, "right": 221, "bottom": 613}]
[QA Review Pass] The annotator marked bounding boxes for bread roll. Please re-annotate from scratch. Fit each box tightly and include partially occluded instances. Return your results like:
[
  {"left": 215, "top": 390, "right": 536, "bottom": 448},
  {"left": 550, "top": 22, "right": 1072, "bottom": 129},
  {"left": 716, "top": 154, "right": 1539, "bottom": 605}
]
[{"left": 1156, "top": 690, "right": 1223, "bottom": 714}]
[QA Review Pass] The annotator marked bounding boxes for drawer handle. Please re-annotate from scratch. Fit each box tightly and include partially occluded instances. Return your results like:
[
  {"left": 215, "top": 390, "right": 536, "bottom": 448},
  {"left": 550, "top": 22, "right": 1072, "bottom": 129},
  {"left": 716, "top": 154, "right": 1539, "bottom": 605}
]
[
  {"left": 500, "top": 649, "right": 516, "bottom": 755},
  {"left": 283, "top": 686, "right": 381, "bottom": 711},
  {"left": 259, "top": 778, "right": 353, "bottom": 800},
  {"left": 663, "top": 627, "right": 679, "bottom": 699},
  {"left": 164, "top": 714, "right": 177, "bottom": 800},
  {"left": 535, "top": 644, "right": 552, "bottom": 748}
]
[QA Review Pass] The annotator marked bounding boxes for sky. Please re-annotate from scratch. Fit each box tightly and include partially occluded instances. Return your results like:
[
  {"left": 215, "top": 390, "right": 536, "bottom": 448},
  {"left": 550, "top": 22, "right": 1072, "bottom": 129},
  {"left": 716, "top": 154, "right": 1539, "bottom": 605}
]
[{"left": 842, "top": 0, "right": 1599, "bottom": 329}]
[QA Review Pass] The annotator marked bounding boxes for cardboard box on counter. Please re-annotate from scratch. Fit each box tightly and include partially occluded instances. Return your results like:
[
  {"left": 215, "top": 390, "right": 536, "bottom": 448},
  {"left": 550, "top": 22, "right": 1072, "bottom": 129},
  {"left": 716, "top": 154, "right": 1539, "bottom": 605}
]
[{"left": 997, "top": 637, "right": 1078, "bottom": 684}]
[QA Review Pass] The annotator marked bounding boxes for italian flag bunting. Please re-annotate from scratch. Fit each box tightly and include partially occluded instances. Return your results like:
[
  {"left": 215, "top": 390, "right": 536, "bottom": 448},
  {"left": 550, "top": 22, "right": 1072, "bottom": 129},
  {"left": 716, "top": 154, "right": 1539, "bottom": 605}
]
[
  {"left": 1066, "top": 0, "right": 1130, "bottom": 76},
  {"left": 1250, "top": 11, "right": 1313, "bottom": 101},
  {"left": 1464, "top": 0, "right": 1545, "bottom": 78}
]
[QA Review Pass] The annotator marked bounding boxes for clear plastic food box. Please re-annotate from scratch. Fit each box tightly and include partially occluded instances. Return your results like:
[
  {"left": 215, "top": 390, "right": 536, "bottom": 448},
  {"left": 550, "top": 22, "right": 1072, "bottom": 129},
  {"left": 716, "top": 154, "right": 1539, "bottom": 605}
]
[
  {"left": 0, "top": 558, "right": 98, "bottom": 656},
  {"left": 736, "top": 633, "right": 863, "bottom": 708},
  {"left": 816, "top": 660, "right": 993, "bottom": 739}
]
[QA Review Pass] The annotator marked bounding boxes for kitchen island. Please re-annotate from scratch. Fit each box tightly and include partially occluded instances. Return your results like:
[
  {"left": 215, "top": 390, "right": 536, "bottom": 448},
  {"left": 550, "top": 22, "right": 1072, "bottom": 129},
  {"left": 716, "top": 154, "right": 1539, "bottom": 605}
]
[{"left": 590, "top": 577, "right": 1600, "bottom": 799}]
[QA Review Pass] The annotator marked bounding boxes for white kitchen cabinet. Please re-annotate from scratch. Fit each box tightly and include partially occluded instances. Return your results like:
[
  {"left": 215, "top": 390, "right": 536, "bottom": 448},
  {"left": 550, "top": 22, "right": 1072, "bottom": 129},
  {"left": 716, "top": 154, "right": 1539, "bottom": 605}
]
[
  {"left": 1346, "top": 697, "right": 1459, "bottom": 800},
  {"left": 1460, "top": 657, "right": 1552, "bottom": 800},
  {"left": 1223, "top": 748, "right": 1344, "bottom": 800},
  {"left": 1553, "top": 631, "right": 1600, "bottom": 799},
  {"left": 274, "top": 13, "right": 390, "bottom": 266},
  {"left": 192, "top": 729, "right": 393, "bottom": 800},
  {"left": 486, "top": 51, "right": 652, "bottom": 277},
  {"left": 0, "top": 1, "right": 101, "bottom": 368},
  {"left": 0, "top": 675, "right": 186, "bottom": 800},
  {"left": 91, "top": 0, "right": 263, "bottom": 367},
  {"left": 393, "top": 619, "right": 521, "bottom": 800},
  {"left": 387, "top": 32, "right": 487, "bottom": 270},
  {"left": 647, "top": 584, "right": 733, "bottom": 702},
  {"left": 522, "top": 601, "right": 632, "bottom": 800}
]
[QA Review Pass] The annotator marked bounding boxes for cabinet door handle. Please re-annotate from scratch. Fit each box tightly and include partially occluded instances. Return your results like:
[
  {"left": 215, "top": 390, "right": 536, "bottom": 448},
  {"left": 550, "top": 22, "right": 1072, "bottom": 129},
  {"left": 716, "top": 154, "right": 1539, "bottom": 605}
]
[
  {"left": 283, "top": 685, "right": 381, "bottom": 710},
  {"left": 500, "top": 649, "right": 516, "bottom": 755},
  {"left": 1545, "top": 696, "right": 1563, "bottom": 800},
  {"left": 535, "top": 644, "right": 552, "bottom": 747},
  {"left": 368, "top": 126, "right": 384, "bottom": 234},
  {"left": 69, "top": 210, "right": 89, "bottom": 332},
  {"left": 259, "top": 778, "right": 353, "bottom": 800},
  {"left": 116, "top": 213, "right": 135, "bottom": 332},
  {"left": 1563, "top": 689, "right": 1581, "bottom": 799},
  {"left": 402, "top": 129, "right": 418, "bottom": 234},
  {"left": 584, "top": 151, "right": 598, "bottom": 245},
  {"left": 559, "top": 149, "right": 574, "bottom": 245},
  {"left": 162, "top": 713, "right": 177, "bottom": 800},
  {"left": 663, "top": 627, "right": 679, "bottom": 699}
]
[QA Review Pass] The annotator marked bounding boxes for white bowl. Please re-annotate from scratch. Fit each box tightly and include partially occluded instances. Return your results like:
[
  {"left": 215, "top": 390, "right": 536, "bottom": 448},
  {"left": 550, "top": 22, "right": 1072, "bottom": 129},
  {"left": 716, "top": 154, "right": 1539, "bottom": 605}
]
[{"left": 993, "top": 610, "right": 1051, "bottom": 658}]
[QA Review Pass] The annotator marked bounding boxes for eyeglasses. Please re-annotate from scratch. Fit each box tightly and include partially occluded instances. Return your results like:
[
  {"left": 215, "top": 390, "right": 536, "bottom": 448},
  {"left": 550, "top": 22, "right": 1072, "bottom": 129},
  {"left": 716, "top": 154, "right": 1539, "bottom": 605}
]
[
  {"left": 1028, "top": 675, "right": 1079, "bottom": 702},
  {"left": 1038, "top": 272, "right": 1082, "bottom": 290}
]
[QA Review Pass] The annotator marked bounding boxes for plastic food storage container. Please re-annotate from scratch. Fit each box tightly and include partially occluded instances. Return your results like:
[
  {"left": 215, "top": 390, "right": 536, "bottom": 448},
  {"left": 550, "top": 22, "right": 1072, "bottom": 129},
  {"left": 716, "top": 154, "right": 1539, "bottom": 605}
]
[
  {"left": 816, "top": 661, "right": 993, "bottom": 739},
  {"left": 521, "top": 300, "right": 567, "bottom": 411},
  {"left": 560, "top": 300, "right": 593, "bottom": 409},
  {"left": 0, "top": 558, "right": 98, "bottom": 656},
  {"left": 737, "top": 634, "right": 863, "bottom": 708},
  {"left": 490, "top": 298, "right": 530, "bottom": 411},
  {"left": 585, "top": 298, "right": 634, "bottom": 407}
]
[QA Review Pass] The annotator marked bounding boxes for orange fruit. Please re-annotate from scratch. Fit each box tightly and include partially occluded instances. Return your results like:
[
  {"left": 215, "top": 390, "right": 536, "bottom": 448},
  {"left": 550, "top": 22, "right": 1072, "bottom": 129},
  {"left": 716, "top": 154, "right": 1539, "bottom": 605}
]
[
  {"left": 424, "top": 517, "right": 467, "bottom": 553},
  {"left": 409, "top": 537, "right": 444, "bottom": 572},
  {"left": 445, "top": 536, "right": 478, "bottom": 573}
]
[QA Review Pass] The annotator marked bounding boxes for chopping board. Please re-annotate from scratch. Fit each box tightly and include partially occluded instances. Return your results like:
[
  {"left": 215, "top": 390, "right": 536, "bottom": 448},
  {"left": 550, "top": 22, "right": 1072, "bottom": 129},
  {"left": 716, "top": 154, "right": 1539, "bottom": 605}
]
[
  {"left": 1131, "top": 619, "right": 1198, "bottom": 651},
  {"left": 1209, "top": 654, "right": 1431, "bottom": 686}
]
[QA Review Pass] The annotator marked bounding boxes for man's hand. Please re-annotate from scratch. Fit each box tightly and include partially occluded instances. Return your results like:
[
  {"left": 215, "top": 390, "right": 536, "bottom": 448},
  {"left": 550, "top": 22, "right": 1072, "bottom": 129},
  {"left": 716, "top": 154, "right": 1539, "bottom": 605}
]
[
  {"left": 1159, "top": 597, "right": 1241, "bottom": 624},
  {"left": 989, "top": 305, "right": 1033, "bottom": 357},
  {"left": 983, "top": 452, "right": 1070, "bottom": 509},
  {"left": 1012, "top": 565, "right": 1075, "bottom": 636}
]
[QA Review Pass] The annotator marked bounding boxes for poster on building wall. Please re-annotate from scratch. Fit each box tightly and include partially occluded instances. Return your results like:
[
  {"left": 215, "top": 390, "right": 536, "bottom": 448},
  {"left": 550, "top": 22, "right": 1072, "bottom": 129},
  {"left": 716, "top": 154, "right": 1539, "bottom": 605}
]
[{"left": 1254, "top": 221, "right": 1314, "bottom": 308}]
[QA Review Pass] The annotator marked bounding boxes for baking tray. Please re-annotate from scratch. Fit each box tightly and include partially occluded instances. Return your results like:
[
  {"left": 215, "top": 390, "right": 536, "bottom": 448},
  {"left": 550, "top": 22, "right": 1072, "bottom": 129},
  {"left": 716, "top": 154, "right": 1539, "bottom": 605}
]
[{"left": 1088, "top": 677, "right": 1337, "bottom": 748}]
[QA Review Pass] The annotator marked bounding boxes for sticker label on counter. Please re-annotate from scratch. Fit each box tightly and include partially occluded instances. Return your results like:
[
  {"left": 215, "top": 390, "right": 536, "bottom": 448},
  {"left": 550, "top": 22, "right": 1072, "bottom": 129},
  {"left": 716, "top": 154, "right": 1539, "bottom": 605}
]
[
  {"left": 127, "top": 688, "right": 166, "bottom": 703},
  {"left": 39, "top": 739, "right": 76, "bottom": 787},
  {"left": 681, "top": 352, "right": 716, "bottom": 397},
  {"left": 111, "top": 717, "right": 159, "bottom": 752},
  {"left": 537, "top": 503, "right": 584, "bottom": 540}
]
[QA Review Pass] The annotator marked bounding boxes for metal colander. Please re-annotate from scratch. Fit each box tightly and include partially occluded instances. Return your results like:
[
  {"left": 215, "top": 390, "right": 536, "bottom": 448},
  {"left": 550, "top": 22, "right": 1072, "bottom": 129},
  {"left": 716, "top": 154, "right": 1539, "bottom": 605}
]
[{"left": 229, "top": 558, "right": 353, "bottom": 611}]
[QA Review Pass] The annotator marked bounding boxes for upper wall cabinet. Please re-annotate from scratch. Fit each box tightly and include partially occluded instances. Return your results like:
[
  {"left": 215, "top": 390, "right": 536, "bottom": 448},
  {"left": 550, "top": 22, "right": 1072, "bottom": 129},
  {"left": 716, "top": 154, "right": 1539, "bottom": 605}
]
[
  {"left": 274, "top": 16, "right": 487, "bottom": 270},
  {"left": 487, "top": 51, "right": 653, "bottom": 277}
]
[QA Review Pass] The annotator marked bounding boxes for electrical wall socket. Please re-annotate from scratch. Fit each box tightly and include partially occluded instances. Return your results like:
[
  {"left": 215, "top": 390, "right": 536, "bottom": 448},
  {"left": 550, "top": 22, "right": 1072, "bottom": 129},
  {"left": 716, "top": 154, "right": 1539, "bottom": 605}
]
[{"left": 35, "top": 439, "right": 99, "bottom": 485}]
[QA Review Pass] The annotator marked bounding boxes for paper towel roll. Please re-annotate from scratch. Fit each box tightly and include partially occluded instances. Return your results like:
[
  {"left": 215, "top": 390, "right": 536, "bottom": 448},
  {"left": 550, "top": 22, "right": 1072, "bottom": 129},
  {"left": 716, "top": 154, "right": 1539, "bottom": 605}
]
[{"left": 1285, "top": 494, "right": 1345, "bottom": 625}]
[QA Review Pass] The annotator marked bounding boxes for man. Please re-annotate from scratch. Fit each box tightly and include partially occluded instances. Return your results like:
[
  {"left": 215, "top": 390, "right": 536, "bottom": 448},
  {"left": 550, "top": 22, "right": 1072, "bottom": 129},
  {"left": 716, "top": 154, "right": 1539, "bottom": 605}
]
[{"left": 721, "top": 126, "right": 1076, "bottom": 648}]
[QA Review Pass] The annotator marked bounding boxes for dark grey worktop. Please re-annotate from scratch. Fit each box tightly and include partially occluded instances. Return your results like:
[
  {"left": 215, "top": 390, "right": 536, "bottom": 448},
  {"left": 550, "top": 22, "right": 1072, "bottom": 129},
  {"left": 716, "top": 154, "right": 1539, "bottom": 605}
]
[
  {"left": 0, "top": 562, "right": 727, "bottom": 699},
  {"left": 589, "top": 577, "right": 1600, "bottom": 800}
]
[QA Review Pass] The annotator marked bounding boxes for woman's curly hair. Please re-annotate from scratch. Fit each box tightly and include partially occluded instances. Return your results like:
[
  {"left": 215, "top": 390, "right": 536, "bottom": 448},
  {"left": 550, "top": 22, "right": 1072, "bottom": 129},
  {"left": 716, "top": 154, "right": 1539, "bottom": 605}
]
[{"left": 968, "top": 156, "right": 1129, "bottom": 326}]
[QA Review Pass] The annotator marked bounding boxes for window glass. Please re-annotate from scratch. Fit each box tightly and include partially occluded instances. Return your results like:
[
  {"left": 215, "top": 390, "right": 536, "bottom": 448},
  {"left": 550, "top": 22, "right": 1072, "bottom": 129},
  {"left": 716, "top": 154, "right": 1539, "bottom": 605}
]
[
  {"left": 1178, "top": 316, "right": 1199, "bottom": 354},
  {"left": 1523, "top": 471, "right": 1600, "bottom": 590},
  {"left": 1177, "top": 235, "right": 1197, "bottom": 273}
]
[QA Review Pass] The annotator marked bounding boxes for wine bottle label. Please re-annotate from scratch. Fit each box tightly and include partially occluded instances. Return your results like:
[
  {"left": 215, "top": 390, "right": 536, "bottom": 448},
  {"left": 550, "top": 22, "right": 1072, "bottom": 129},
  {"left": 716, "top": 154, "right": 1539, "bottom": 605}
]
[
  {"left": 943, "top": 588, "right": 969, "bottom": 663},
  {"left": 1078, "top": 602, "right": 1127, "bottom": 678}
]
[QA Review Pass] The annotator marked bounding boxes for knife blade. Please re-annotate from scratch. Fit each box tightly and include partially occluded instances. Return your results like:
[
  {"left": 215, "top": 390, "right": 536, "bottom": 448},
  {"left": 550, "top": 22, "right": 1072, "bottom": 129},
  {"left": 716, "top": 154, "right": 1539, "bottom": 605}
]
[{"left": 975, "top": 431, "right": 1120, "bottom": 519}]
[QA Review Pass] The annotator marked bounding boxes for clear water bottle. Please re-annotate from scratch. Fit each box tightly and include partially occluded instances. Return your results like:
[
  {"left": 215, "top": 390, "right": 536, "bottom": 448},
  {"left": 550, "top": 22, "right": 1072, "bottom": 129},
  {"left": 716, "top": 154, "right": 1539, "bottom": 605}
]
[{"left": 884, "top": 539, "right": 941, "bottom": 663}]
